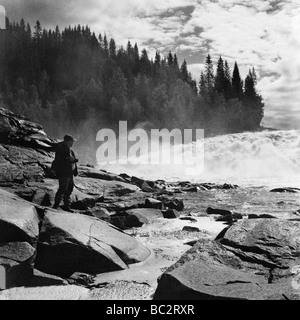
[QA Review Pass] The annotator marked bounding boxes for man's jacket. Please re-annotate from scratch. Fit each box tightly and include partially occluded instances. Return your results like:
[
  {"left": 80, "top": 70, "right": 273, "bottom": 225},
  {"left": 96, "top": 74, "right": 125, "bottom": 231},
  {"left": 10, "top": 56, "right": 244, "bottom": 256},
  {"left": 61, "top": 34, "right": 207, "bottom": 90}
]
[{"left": 52, "top": 142, "right": 78, "bottom": 178}]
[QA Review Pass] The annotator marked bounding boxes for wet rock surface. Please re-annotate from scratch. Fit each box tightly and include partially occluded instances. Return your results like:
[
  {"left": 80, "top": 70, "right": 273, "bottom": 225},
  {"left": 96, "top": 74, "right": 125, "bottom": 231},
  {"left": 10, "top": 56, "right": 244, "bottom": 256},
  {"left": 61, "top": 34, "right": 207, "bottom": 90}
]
[{"left": 154, "top": 219, "right": 300, "bottom": 300}]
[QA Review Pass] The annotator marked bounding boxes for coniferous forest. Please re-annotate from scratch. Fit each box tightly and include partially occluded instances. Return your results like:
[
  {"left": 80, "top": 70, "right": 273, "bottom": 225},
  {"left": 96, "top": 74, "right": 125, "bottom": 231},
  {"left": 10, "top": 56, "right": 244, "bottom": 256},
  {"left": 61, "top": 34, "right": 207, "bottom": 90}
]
[{"left": 0, "top": 19, "right": 264, "bottom": 162}]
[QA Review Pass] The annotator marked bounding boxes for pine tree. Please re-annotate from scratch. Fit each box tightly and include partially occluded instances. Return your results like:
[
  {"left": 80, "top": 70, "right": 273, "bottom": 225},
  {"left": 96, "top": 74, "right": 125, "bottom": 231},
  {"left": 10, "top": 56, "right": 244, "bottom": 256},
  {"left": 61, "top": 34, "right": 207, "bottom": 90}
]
[
  {"left": 204, "top": 54, "right": 214, "bottom": 91},
  {"left": 20, "top": 19, "right": 26, "bottom": 32},
  {"left": 215, "top": 56, "right": 225, "bottom": 94},
  {"left": 55, "top": 26, "right": 61, "bottom": 41},
  {"left": 109, "top": 38, "right": 116, "bottom": 58},
  {"left": 33, "top": 20, "right": 42, "bottom": 41},
  {"left": 180, "top": 60, "right": 189, "bottom": 82},
  {"left": 140, "top": 49, "right": 151, "bottom": 74},
  {"left": 252, "top": 67, "right": 257, "bottom": 85},
  {"left": 232, "top": 62, "right": 243, "bottom": 99},
  {"left": 155, "top": 52, "right": 161, "bottom": 67},
  {"left": 173, "top": 54, "right": 179, "bottom": 70},
  {"left": 199, "top": 71, "right": 206, "bottom": 94},
  {"left": 224, "top": 60, "right": 232, "bottom": 99},
  {"left": 90, "top": 32, "right": 99, "bottom": 49},
  {"left": 103, "top": 34, "right": 109, "bottom": 57},
  {"left": 127, "top": 41, "right": 133, "bottom": 56},
  {"left": 133, "top": 43, "right": 139, "bottom": 61},
  {"left": 244, "top": 69, "right": 256, "bottom": 100},
  {"left": 26, "top": 23, "right": 32, "bottom": 38},
  {"left": 167, "top": 52, "right": 174, "bottom": 66},
  {"left": 108, "top": 68, "right": 128, "bottom": 121}
]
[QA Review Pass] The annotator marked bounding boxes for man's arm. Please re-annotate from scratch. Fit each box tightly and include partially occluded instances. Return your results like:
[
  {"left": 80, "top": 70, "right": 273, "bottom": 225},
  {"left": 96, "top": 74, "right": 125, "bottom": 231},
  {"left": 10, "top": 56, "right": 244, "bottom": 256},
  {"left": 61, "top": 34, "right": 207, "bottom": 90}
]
[{"left": 70, "top": 150, "right": 79, "bottom": 163}]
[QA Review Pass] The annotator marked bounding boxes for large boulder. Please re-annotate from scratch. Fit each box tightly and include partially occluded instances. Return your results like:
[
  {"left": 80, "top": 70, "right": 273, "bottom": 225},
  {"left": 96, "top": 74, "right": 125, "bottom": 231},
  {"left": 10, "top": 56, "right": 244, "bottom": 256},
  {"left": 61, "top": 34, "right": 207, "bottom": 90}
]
[
  {"left": 144, "top": 198, "right": 163, "bottom": 210},
  {"left": 110, "top": 209, "right": 164, "bottom": 229},
  {"left": 0, "top": 242, "right": 36, "bottom": 290},
  {"left": 35, "top": 210, "right": 151, "bottom": 278},
  {"left": 127, "top": 208, "right": 164, "bottom": 222},
  {"left": 0, "top": 109, "right": 56, "bottom": 188},
  {"left": 0, "top": 189, "right": 40, "bottom": 245},
  {"left": 219, "top": 219, "right": 300, "bottom": 276},
  {"left": 162, "top": 209, "right": 180, "bottom": 219},
  {"left": 0, "top": 190, "right": 40, "bottom": 289},
  {"left": 154, "top": 219, "right": 300, "bottom": 300}
]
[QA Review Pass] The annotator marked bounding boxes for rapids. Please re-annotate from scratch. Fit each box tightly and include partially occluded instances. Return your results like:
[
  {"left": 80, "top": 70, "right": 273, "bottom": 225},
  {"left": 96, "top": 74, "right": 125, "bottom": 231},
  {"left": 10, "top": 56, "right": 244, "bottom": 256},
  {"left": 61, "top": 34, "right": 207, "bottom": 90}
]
[{"left": 98, "top": 130, "right": 300, "bottom": 188}]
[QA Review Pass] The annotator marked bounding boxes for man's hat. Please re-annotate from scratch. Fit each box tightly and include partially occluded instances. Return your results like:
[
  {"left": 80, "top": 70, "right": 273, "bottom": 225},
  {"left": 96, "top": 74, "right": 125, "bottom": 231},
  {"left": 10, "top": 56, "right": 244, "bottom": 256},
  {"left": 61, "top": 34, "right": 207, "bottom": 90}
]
[{"left": 64, "top": 135, "right": 77, "bottom": 142}]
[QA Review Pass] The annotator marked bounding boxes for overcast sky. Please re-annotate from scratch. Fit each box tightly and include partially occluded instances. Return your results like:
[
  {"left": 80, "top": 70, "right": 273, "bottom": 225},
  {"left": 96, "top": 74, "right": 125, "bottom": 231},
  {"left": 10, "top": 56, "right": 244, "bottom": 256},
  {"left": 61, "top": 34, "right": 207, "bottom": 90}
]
[{"left": 1, "top": 0, "right": 300, "bottom": 130}]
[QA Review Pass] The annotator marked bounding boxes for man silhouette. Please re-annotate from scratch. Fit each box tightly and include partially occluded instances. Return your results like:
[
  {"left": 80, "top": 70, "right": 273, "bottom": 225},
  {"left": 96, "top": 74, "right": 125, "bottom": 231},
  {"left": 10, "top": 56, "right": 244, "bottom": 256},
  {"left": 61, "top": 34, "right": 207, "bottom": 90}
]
[{"left": 53, "top": 135, "right": 78, "bottom": 212}]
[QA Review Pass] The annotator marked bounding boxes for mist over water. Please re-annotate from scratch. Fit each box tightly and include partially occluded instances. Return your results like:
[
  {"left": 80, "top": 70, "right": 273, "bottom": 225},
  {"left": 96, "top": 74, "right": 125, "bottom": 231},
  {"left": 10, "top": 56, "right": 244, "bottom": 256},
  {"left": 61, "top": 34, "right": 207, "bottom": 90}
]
[
  {"left": 202, "top": 130, "right": 300, "bottom": 187},
  {"left": 98, "top": 130, "right": 300, "bottom": 188}
]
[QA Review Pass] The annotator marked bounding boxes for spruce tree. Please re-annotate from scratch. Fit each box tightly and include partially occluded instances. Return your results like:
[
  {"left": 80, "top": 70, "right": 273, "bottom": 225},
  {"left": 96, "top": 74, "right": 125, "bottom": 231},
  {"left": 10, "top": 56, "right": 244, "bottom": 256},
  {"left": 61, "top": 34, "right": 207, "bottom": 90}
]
[
  {"left": 173, "top": 54, "right": 179, "bottom": 70},
  {"left": 232, "top": 62, "right": 243, "bottom": 99},
  {"left": 199, "top": 71, "right": 206, "bottom": 94},
  {"left": 244, "top": 69, "right": 256, "bottom": 100},
  {"left": 55, "top": 26, "right": 61, "bottom": 41},
  {"left": 224, "top": 60, "right": 232, "bottom": 99},
  {"left": 103, "top": 34, "right": 109, "bottom": 57},
  {"left": 252, "top": 67, "right": 257, "bottom": 85},
  {"left": 204, "top": 54, "right": 214, "bottom": 91},
  {"left": 155, "top": 52, "right": 161, "bottom": 67},
  {"left": 140, "top": 49, "right": 151, "bottom": 74},
  {"left": 127, "top": 41, "right": 133, "bottom": 56},
  {"left": 167, "top": 52, "right": 174, "bottom": 66},
  {"left": 215, "top": 56, "right": 225, "bottom": 94},
  {"left": 133, "top": 43, "right": 139, "bottom": 60},
  {"left": 109, "top": 38, "right": 116, "bottom": 58},
  {"left": 180, "top": 60, "right": 189, "bottom": 82},
  {"left": 33, "top": 20, "right": 42, "bottom": 41}
]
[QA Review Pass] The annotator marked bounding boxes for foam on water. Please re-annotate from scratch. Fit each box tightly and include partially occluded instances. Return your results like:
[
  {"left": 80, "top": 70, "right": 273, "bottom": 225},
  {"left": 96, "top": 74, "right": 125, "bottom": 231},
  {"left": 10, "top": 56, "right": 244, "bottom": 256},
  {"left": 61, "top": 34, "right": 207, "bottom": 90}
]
[{"left": 98, "top": 130, "right": 300, "bottom": 188}]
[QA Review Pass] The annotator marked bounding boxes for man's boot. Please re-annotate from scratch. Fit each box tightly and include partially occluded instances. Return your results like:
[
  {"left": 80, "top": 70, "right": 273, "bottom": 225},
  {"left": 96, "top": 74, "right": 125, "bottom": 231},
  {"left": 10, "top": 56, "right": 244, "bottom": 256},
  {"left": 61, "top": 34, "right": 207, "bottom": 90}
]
[
  {"left": 63, "top": 206, "right": 74, "bottom": 213},
  {"left": 53, "top": 193, "right": 62, "bottom": 210},
  {"left": 53, "top": 202, "right": 60, "bottom": 210},
  {"left": 63, "top": 200, "right": 74, "bottom": 213}
]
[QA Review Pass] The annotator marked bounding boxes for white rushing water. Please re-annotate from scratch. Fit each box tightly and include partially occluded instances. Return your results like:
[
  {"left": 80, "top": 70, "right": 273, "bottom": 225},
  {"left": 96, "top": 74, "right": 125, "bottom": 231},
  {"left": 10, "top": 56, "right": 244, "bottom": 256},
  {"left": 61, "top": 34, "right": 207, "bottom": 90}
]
[{"left": 98, "top": 130, "right": 300, "bottom": 188}]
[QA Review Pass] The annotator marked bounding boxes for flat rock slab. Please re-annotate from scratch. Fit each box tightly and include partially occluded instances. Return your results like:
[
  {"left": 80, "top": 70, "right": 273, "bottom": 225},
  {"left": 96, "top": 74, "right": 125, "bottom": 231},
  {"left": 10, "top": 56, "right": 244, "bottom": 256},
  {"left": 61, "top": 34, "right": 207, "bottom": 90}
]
[
  {"left": 35, "top": 210, "right": 151, "bottom": 277},
  {"left": 0, "top": 285, "right": 90, "bottom": 300},
  {"left": 270, "top": 188, "right": 300, "bottom": 193},
  {"left": 0, "top": 189, "right": 40, "bottom": 245},
  {"left": 126, "top": 208, "right": 164, "bottom": 223},
  {"left": 78, "top": 167, "right": 127, "bottom": 183},
  {"left": 154, "top": 219, "right": 300, "bottom": 300},
  {"left": 75, "top": 177, "right": 140, "bottom": 197}
]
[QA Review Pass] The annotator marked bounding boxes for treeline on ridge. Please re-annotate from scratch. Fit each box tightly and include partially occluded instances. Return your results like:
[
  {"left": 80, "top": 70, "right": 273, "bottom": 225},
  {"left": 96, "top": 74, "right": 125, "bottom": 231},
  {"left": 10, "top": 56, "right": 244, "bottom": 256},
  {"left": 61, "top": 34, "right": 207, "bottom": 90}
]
[{"left": 0, "top": 19, "right": 264, "bottom": 155}]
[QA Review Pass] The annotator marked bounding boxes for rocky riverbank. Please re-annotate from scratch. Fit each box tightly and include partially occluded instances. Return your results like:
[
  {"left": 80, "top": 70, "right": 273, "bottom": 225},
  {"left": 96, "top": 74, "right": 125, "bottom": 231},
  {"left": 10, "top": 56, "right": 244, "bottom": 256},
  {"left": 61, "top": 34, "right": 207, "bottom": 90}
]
[{"left": 1, "top": 107, "right": 300, "bottom": 300}]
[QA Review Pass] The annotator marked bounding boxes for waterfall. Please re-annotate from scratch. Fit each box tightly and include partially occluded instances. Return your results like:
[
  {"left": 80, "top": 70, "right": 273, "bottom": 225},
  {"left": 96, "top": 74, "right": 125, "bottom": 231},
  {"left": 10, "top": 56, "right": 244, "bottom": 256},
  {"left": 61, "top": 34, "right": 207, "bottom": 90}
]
[{"left": 98, "top": 130, "right": 300, "bottom": 187}]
